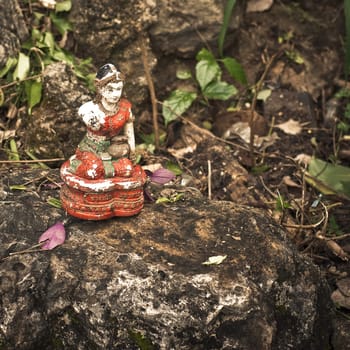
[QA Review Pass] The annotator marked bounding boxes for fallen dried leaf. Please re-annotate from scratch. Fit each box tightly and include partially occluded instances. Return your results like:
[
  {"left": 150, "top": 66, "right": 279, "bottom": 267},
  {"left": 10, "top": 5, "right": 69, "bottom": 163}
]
[
  {"left": 294, "top": 153, "right": 311, "bottom": 165},
  {"left": 202, "top": 255, "right": 227, "bottom": 265},
  {"left": 326, "top": 240, "right": 349, "bottom": 261},
  {"left": 247, "top": 0, "right": 273, "bottom": 12},
  {"left": 275, "top": 119, "right": 303, "bottom": 135},
  {"left": 0, "top": 130, "right": 16, "bottom": 143},
  {"left": 282, "top": 175, "right": 301, "bottom": 188}
]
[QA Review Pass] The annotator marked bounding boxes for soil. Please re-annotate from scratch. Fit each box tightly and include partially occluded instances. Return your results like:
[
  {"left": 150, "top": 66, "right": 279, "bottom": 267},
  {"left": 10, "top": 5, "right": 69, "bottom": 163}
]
[
  {"left": 150, "top": 1, "right": 350, "bottom": 347},
  {"left": 1, "top": 0, "right": 350, "bottom": 348}
]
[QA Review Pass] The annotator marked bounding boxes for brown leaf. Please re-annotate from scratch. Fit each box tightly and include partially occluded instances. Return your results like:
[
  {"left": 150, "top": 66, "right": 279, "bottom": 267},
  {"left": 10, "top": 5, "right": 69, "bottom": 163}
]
[
  {"left": 275, "top": 119, "right": 303, "bottom": 135},
  {"left": 247, "top": 0, "right": 273, "bottom": 13},
  {"left": 326, "top": 240, "right": 349, "bottom": 261}
]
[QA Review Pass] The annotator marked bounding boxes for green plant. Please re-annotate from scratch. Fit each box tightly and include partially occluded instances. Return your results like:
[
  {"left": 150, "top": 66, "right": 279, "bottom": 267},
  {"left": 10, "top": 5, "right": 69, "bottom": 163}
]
[
  {"left": 162, "top": 48, "right": 246, "bottom": 126},
  {"left": 335, "top": 88, "right": 350, "bottom": 134},
  {"left": 0, "top": 0, "right": 94, "bottom": 115},
  {"left": 345, "top": 0, "right": 350, "bottom": 78},
  {"left": 218, "top": 0, "right": 237, "bottom": 57},
  {"left": 275, "top": 191, "right": 291, "bottom": 212}
]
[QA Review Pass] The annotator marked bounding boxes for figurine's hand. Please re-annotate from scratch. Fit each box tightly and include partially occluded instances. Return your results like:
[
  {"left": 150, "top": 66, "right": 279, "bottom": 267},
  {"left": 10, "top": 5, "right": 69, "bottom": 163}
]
[
  {"left": 79, "top": 101, "right": 106, "bottom": 130},
  {"left": 83, "top": 112, "right": 101, "bottom": 130}
]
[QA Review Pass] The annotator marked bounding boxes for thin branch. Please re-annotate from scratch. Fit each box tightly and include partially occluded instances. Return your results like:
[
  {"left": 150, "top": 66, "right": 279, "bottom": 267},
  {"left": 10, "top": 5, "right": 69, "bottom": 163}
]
[
  {"left": 140, "top": 33, "right": 160, "bottom": 150},
  {"left": 0, "top": 158, "right": 64, "bottom": 164},
  {"left": 207, "top": 160, "right": 212, "bottom": 200},
  {"left": 0, "top": 74, "right": 42, "bottom": 90},
  {"left": 158, "top": 100, "right": 251, "bottom": 152},
  {"left": 249, "top": 49, "right": 282, "bottom": 164},
  {"left": 326, "top": 233, "right": 350, "bottom": 241},
  {"left": 1, "top": 240, "right": 48, "bottom": 261}
]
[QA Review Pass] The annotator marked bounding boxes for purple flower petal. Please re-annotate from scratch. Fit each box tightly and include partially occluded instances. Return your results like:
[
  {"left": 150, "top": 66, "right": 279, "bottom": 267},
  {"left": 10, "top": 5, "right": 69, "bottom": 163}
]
[
  {"left": 38, "top": 222, "right": 66, "bottom": 250},
  {"left": 150, "top": 168, "right": 176, "bottom": 185}
]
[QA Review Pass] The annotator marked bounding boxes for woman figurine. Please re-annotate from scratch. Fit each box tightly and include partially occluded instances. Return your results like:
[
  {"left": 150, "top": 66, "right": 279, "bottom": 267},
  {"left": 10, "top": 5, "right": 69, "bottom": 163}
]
[
  {"left": 68, "top": 63, "right": 136, "bottom": 180},
  {"left": 60, "top": 64, "right": 146, "bottom": 220}
]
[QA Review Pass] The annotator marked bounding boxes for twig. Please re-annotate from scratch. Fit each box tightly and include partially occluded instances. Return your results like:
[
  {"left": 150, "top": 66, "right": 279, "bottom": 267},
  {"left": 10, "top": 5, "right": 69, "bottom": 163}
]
[
  {"left": 0, "top": 158, "right": 64, "bottom": 164},
  {"left": 249, "top": 49, "right": 282, "bottom": 164},
  {"left": 283, "top": 215, "right": 325, "bottom": 229},
  {"left": 140, "top": 33, "right": 160, "bottom": 150},
  {"left": 259, "top": 175, "right": 277, "bottom": 198},
  {"left": 207, "top": 160, "right": 212, "bottom": 200},
  {"left": 0, "top": 74, "right": 42, "bottom": 90},
  {"left": 158, "top": 100, "right": 251, "bottom": 152},
  {"left": 327, "top": 233, "right": 350, "bottom": 241},
  {"left": 1, "top": 240, "right": 48, "bottom": 261},
  {"left": 298, "top": 164, "right": 307, "bottom": 236}
]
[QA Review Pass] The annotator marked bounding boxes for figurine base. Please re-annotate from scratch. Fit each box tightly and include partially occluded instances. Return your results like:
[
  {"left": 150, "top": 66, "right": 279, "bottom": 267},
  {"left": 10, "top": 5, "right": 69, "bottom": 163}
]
[{"left": 60, "top": 161, "right": 146, "bottom": 220}]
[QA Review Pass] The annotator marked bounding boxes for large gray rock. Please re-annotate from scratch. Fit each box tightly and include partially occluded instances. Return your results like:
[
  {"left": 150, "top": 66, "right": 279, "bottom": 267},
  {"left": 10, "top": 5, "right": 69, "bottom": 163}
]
[
  {"left": 69, "top": 0, "right": 158, "bottom": 108},
  {"left": 69, "top": 0, "right": 157, "bottom": 66},
  {"left": 21, "top": 62, "right": 91, "bottom": 159},
  {"left": 149, "top": 0, "right": 243, "bottom": 58},
  {"left": 0, "top": 168, "right": 332, "bottom": 349},
  {"left": 0, "top": 0, "right": 28, "bottom": 68}
]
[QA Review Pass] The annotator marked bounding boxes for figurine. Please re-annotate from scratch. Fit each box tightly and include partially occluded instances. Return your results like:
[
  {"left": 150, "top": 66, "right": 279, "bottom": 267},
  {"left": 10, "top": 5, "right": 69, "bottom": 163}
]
[{"left": 60, "top": 64, "right": 146, "bottom": 220}]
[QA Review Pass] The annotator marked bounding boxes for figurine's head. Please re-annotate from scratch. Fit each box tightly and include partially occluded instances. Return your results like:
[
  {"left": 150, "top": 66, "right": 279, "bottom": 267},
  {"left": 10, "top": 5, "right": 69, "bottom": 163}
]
[{"left": 95, "top": 64, "right": 125, "bottom": 105}]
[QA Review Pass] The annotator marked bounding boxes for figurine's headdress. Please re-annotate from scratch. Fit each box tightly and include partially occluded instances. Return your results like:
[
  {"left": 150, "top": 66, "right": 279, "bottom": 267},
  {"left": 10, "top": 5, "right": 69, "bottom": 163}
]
[{"left": 95, "top": 63, "right": 124, "bottom": 88}]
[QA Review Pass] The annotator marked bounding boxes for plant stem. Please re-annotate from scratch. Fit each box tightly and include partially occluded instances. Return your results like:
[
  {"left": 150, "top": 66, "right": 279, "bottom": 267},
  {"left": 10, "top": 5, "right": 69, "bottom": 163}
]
[
  {"left": 140, "top": 33, "right": 160, "bottom": 150},
  {"left": 249, "top": 49, "right": 281, "bottom": 165},
  {"left": 0, "top": 157, "right": 64, "bottom": 164},
  {"left": 0, "top": 74, "right": 42, "bottom": 90}
]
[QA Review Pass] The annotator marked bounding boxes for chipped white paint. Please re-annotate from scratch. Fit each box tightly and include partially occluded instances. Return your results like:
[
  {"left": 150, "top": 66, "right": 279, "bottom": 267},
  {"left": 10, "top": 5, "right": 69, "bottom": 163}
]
[
  {"left": 61, "top": 165, "right": 142, "bottom": 191},
  {"left": 79, "top": 101, "right": 106, "bottom": 131},
  {"left": 86, "top": 162, "right": 100, "bottom": 179}
]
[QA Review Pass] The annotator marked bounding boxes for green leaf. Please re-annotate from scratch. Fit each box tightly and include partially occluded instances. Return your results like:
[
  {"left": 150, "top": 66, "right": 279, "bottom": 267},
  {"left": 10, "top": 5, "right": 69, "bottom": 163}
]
[
  {"left": 275, "top": 192, "right": 291, "bottom": 212},
  {"left": 162, "top": 90, "right": 197, "bottom": 126},
  {"left": 195, "top": 58, "right": 221, "bottom": 91},
  {"left": 13, "top": 53, "right": 30, "bottom": 80},
  {"left": 221, "top": 57, "right": 247, "bottom": 85},
  {"left": 156, "top": 197, "right": 172, "bottom": 204},
  {"left": 196, "top": 48, "right": 216, "bottom": 62},
  {"left": 33, "top": 11, "right": 45, "bottom": 22},
  {"left": 31, "top": 28, "right": 43, "bottom": 43},
  {"left": 9, "top": 139, "right": 20, "bottom": 161},
  {"left": 176, "top": 68, "right": 192, "bottom": 80},
  {"left": 166, "top": 161, "right": 183, "bottom": 175},
  {"left": 47, "top": 197, "right": 62, "bottom": 208},
  {"left": 52, "top": 48, "right": 74, "bottom": 64},
  {"left": 55, "top": 0, "right": 72, "bottom": 12},
  {"left": 285, "top": 50, "right": 304, "bottom": 64},
  {"left": 44, "top": 32, "right": 56, "bottom": 55},
  {"left": 0, "top": 88, "right": 4, "bottom": 107},
  {"left": 0, "top": 57, "right": 17, "bottom": 78},
  {"left": 50, "top": 12, "right": 73, "bottom": 35},
  {"left": 218, "top": 0, "right": 237, "bottom": 57},
  {"left": 203, "top": 81, "right": 237, "bottom": 100},
  {"left": 25, "top": 149, "right": 50, "bottom": 169},
  {"left": 129, "top": 330, "right": 154, "bottom": 350},
  {"left": 10, "top": 185, "right": 28, "bottom": 191},
  {"left": 257, "top": 89, "right": 272, "bottom": 102},
  {"left": 251, "top": 164, "right": 270, "bottom": 175},
  {"left": 156, "top": 193, "right": 184, "bottom": 203},
  {"left": 307, "top": 158, "right": 350, "bottom": 198},
  {"left": 24, "top": 79, "right": 42, "bottom": 114}
]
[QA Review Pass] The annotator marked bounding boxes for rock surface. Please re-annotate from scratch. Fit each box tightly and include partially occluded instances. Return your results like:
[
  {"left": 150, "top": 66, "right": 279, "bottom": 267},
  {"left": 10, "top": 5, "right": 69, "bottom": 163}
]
[
  {"left": 0, "top": 0, "right": 28, "bottom": 67},
  {"left": 0, "top": 168, "right": 332, "bottom": 349},
  {"left": 22, "top": 62, "right": 91, "bottom": 159}
]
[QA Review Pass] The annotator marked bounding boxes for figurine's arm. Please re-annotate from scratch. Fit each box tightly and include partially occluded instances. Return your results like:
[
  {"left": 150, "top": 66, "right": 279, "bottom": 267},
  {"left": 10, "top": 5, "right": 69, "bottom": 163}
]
[
  {"left": 124, "top": 109, "right": 135, "bottom": 154},
  {"left": 79, "top": 102, "right": 105, "bottom": 131}
]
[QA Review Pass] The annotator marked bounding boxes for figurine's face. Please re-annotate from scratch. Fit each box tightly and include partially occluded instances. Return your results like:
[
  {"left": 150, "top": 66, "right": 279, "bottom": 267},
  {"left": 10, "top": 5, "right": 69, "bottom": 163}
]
[{"left": 100, "top": 81, "right": 123, "bottom": 104}]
